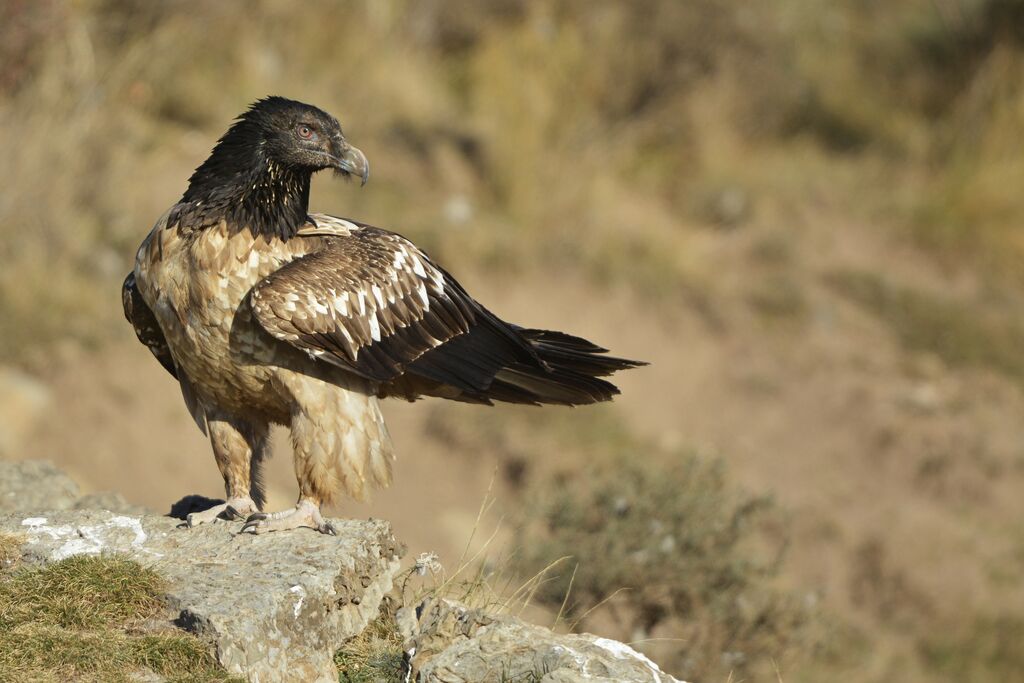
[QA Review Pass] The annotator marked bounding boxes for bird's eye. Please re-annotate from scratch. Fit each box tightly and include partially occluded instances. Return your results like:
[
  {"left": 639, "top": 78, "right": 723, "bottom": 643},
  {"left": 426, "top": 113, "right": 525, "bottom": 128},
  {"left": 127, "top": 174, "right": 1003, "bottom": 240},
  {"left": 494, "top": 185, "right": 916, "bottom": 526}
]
[{"left": 297, "top": 124, "right": 313, "bottom": 139}]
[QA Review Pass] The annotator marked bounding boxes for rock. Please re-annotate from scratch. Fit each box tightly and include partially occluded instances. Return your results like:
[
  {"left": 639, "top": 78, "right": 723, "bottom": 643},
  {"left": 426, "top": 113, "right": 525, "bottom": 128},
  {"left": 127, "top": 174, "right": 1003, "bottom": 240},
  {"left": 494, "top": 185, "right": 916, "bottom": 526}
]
[
  {"left": 0, "top": 459, "right": 149, "bottom": 516},
  {"left": 0, "top": 367, "right": 51, "bottom": 456},
  {"left": 0, "top": 459, "right": 80, "bottom": 512},
  {"left": 74, "top": 490, "right": 150, "bottom": 516},
  {"left": 404, "top": 598, "right": 685, "bottom": 683},
  {"left": 1, "top": 463, "right": 684, "bottom": 682},
  {"left": 1, "top": 509, "right": 404, "bottom": 683}
]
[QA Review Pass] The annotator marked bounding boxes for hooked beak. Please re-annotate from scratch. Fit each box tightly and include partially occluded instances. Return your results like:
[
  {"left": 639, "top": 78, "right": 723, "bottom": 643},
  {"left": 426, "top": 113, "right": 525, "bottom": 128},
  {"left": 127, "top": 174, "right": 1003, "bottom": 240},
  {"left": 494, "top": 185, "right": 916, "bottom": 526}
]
[{"left": 335, "top": 144, "right": 369, "bottom": 186}]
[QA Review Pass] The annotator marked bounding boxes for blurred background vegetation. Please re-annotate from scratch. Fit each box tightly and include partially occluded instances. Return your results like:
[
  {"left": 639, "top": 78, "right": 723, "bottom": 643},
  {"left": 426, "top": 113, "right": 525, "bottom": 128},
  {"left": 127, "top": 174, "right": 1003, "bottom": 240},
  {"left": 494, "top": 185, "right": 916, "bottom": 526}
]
[{"left": 2, "top": 0, "right": 1024, "bottom": 681}]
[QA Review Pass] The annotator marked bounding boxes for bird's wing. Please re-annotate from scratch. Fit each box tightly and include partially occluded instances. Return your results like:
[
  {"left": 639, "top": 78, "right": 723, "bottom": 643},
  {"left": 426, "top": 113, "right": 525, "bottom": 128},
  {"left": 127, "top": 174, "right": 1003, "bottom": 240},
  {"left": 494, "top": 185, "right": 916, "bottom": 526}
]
[
  {"left": 123, "top": 270, "right": 208, "bottom": 435},
  {"left": 250, "top": 219, "right": 537, "bottom": 393},
  {"left": 122, "top": 271, "right": 177, "bottom": 379}
]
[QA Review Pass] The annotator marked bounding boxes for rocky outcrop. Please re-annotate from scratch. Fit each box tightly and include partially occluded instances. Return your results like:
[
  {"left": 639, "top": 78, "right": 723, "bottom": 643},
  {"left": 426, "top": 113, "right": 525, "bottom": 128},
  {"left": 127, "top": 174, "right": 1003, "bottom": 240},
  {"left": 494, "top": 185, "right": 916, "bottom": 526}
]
[
  {"left": 0, "top": 459, "right": 147, "bottom": 515},
  {"left": 401, "top": 598, "right": 684, "bottom": 683},
  {"left": 1, "top": 459, "right": 683, "bottom": 683},
  {"left": 0, "top": 509, "right": 404, "bottom": 682}
]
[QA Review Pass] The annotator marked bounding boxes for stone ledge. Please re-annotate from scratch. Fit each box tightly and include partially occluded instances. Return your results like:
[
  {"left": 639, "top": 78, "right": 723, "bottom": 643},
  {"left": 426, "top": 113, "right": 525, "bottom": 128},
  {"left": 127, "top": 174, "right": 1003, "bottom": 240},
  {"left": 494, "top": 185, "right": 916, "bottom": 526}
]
[{"left": 1, "top": 510, "right": 404, "bottom": 683}]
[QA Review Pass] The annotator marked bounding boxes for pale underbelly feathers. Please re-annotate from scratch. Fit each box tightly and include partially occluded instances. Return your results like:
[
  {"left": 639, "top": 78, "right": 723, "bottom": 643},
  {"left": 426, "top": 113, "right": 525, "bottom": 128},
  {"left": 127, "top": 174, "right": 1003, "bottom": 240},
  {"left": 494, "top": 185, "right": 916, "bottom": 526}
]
[{"left": 135, "top": 222, "right": 316, "bottom": 420}]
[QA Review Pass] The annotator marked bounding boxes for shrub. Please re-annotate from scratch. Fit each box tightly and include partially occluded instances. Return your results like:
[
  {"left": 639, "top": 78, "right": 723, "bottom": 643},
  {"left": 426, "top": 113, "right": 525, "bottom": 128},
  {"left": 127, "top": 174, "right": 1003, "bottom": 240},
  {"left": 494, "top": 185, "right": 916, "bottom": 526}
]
[{"left": 514, "top": 451, "right": 807, "bottom": 680}]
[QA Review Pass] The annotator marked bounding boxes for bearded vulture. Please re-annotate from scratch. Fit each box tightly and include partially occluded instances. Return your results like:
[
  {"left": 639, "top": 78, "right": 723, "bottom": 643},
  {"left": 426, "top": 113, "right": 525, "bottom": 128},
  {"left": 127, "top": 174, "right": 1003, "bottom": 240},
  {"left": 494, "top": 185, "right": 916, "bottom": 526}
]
[{"left": 123, "top": 96, "right": 644, "bottom": 534}]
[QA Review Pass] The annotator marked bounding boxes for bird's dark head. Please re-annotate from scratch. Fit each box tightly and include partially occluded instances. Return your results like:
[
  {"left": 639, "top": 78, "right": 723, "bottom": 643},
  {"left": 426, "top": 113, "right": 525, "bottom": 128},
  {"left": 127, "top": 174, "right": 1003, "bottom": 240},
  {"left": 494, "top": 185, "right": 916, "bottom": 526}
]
[
  {"left": 239, "top": 96, "right": 369, "bottom": 184},
  {"left": 177, "top": 96, "right": 369, "bottom": 238}
]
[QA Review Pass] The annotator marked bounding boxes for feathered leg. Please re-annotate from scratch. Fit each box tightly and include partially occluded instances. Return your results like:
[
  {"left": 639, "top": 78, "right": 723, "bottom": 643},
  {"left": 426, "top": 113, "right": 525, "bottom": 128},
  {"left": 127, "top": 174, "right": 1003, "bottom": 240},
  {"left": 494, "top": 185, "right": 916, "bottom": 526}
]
[
  {"left": 242, "top": 376, "right": 393, "bottom": 534},
  {"left": 241, "top": 405, "right": 342, "bottom": 535},
  {"left": 186, "top": 413, "right": 269, "bottom": 527}
]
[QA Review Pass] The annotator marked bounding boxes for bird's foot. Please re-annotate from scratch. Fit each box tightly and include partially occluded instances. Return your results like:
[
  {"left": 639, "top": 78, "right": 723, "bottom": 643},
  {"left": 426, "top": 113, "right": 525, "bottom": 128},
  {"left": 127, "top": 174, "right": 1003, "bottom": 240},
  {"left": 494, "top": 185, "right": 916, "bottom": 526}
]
[
  {"left": 184, "top": 496, "right": 259, "bottom": 528},
  {"left": 240, "top": 499, "right": 336, "bottom": 535}
]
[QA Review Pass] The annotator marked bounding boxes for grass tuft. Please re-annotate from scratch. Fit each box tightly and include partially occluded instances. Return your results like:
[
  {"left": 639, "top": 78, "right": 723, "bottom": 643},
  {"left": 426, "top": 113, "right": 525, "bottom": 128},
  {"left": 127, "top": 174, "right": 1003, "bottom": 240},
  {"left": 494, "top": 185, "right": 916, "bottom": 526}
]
[
  {"left": 0, "top": 555, "right": 164, "bottom": 630},
  {"left": 0, "top": 532, "right": 23, "bottom": 569},
  {"left": 0, "top": 554, "right": 241, "bottom": 682},
  {"left": 334, "top": 600, "right": 406, "bottom": 683}
]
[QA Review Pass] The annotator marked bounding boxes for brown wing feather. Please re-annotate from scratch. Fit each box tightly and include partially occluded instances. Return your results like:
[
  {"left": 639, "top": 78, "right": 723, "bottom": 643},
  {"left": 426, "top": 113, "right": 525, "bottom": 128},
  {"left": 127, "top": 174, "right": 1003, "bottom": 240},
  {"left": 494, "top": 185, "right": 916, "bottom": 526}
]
[
  {"left": 251, "top": 217, "right": 641, "bottom": 404},
  {"left": 122, "top": 271, "right": 177, "bottom": 379},
  {"left": 123, "top": 270, "right": 208, "bottom": 434},
  {"left": 251, "top": 225, "right": 490, "bottom": 384}
]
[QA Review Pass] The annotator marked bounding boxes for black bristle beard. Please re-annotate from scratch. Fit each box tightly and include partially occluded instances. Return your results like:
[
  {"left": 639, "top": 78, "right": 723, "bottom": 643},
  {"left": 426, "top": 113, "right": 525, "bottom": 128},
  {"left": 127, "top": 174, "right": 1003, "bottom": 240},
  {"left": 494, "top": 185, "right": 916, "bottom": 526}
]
[{"left": 169, "top": 122, "right": 312, "bottom": 241}]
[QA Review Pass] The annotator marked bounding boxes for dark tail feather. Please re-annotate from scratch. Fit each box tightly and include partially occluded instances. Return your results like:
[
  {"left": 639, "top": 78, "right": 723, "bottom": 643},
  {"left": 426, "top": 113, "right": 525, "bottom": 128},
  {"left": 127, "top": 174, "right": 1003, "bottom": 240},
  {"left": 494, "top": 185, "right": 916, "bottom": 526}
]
[
  {"left": 518, "top": 329, "right": 647, "bottom": 376},
  {"left": 488, "top": 328, "right": 647, "bottom": 406}
]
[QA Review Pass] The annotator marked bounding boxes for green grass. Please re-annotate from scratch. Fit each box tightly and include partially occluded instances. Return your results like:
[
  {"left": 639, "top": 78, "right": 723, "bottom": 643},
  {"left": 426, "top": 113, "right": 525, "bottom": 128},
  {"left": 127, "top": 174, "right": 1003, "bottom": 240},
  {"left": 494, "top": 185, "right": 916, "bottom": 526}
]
[
  {"left": 0, "top": 555, "right": 241, "bottom": 682},
  {"left": 0, "top": 555, "right": 164, "bottom": 630}
]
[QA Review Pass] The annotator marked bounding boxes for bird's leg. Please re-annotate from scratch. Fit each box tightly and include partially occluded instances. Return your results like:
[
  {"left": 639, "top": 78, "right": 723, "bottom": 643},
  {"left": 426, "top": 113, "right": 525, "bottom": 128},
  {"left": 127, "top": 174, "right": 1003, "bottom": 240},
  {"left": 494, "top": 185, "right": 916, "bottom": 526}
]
[
  {"left": 186, "top": 415, "right": 269, "bottom": 528},
  {"left": 240, "top": 497, "right": 336, "bottom": 535},
  {"left": 241, "top": 406, "right": 339, "bottom": 534}
]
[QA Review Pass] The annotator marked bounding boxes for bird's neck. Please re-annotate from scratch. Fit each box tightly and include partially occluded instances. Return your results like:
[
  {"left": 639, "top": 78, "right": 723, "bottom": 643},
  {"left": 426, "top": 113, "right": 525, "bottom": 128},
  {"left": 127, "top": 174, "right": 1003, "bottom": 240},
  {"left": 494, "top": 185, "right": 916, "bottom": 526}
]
[{"left": 177, "top": 149, "right": 312, "bottom": 241}]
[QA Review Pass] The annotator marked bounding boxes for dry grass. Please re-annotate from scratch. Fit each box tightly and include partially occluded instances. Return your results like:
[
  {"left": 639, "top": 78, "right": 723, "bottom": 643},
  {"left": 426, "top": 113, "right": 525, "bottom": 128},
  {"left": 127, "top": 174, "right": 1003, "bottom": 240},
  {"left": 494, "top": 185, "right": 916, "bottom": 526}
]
[
  {"left": 334, "top": 601, "right": 406, "bottom": 683},
  {"left": 920, "top": 614, "right": 1024, "bottom": 683},
  {"left": 0, "top": 554, "right": 240, "bottom": 682},
  {"left": 2, "top": 0, "right": 1022, "bottom": 366},
  {"left": 334, "top": 480, "right": 578, "bottom": 681},
  {"left": 0, "top": 533, "right": 22, "bottom": 570},
  {"left": 1, "top": 1, "right": 1022, "bottom": 362}
]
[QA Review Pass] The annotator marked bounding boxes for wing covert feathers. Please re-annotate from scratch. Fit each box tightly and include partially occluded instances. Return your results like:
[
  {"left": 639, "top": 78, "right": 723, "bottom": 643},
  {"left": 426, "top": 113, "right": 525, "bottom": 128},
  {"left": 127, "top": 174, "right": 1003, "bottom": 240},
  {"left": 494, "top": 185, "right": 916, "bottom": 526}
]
[
  {"left": 250, "top": 226, "right": 478, "bottom": 381},
  {"left": 122, "top": 272, "right": 177, "bottom": 378},
  {"left": 123, "top": 270, "right": 208, "bottom": 434},
  {"left": 250, "top": 219, "right": 646, "bottom": 406}
]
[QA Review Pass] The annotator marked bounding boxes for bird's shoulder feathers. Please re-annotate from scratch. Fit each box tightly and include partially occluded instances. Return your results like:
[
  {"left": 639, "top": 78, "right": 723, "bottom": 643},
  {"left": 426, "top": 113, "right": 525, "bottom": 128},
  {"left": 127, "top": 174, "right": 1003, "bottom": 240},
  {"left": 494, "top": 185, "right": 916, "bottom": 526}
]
[{"left": 251, "top": 214, "right": 497, "bottom": 385}]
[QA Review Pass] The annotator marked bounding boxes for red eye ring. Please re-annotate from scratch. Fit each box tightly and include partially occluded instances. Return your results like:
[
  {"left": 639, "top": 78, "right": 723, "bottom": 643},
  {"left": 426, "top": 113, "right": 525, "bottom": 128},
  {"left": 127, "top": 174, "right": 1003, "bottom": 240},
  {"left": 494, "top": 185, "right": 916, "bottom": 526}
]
[{"left": 297, "top": 124, "right": 313, "bottom": 139}]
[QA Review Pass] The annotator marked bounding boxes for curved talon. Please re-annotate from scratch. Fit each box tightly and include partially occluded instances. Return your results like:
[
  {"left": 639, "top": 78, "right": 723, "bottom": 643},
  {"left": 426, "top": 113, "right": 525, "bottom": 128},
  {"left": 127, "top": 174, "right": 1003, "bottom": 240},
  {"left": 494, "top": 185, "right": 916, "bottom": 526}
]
[
  {"left": 240, "top": 512, "right": 268, "bottom": 534},
  {"left": 320, "top": 522, "right": 337, "bottom": 536},
  {"left": 223, "top": 505, "right": 247, "bottom": 521}
]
